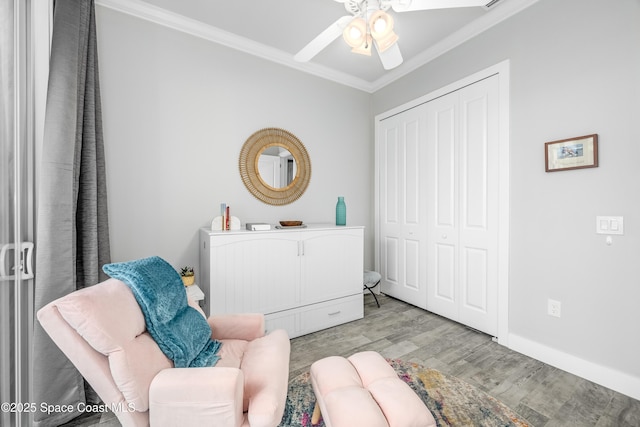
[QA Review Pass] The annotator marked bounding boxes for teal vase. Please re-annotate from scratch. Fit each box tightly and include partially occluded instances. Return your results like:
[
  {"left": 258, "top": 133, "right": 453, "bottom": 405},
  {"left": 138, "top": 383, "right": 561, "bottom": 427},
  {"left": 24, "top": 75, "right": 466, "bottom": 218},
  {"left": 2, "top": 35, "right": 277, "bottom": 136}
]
[{"left": 336, "top": 196, "right": 346, "bottom": 226}]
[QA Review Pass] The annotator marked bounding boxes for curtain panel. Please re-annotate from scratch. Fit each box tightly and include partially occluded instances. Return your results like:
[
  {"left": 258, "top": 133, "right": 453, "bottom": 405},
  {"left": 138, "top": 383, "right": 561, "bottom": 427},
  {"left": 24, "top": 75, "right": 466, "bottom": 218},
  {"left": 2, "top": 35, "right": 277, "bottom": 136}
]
[{"left": 33, "top": 0, "right": 110, "bottom": 425}]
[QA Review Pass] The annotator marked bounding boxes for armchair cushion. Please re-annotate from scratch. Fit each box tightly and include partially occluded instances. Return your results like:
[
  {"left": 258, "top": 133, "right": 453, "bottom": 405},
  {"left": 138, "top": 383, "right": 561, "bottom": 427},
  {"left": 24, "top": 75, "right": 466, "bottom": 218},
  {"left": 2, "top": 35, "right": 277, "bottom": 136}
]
[
  {"left": 150, "top": 367, "right": 244, "bottom": 427},
  {"left": 216, "top": 339, "right": 249, "bottom": 369},
  {"left": 241, "top": 329, "right": 290, "bottom": 426},
  {"left": 103, "top": 256, "right": 221, "bottom": 368},
  {"left": 209, "top": 313, "right": 265, "bottom": 341},
  {"left": 52, "top": 279, "right": 146, "bottom": 355},
  {"left": 108, "top": 333, "right": 171, "bottom": 411}
]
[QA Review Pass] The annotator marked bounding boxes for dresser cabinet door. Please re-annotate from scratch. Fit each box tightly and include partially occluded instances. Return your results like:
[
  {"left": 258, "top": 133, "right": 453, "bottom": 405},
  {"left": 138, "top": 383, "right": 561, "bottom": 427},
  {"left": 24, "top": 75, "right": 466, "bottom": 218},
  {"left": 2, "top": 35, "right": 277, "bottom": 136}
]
[
  {"left": 299, "top": 229, "right": 364, "bottom": 305},
  {"left": 208, "top": 233, "right": 300, "bottom": 314}
]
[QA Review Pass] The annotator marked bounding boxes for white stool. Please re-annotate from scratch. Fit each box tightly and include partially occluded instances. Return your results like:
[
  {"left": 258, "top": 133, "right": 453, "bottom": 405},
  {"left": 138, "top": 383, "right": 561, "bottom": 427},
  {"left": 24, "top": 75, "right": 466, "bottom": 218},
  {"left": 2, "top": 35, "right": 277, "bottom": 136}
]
[{"left": 363, "top": 270, "right": 381, "bottom": 308}]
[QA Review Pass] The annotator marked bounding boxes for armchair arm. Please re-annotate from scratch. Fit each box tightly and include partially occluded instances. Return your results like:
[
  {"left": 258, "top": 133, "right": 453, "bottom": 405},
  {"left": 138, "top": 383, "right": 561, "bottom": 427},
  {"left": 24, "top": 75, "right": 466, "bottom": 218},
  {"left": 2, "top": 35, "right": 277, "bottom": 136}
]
[
  {"left": 208, "top": 313, "right": 265, "bottom": 341},
  {"left": 149, "top": 367, "right": 244, "bottom": 427}
]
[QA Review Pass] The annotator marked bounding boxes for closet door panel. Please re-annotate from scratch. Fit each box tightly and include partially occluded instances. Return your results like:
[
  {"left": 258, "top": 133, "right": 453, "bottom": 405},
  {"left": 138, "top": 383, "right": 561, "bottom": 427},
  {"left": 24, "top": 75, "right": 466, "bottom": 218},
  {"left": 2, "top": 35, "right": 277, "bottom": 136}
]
[
  {"left": 435, "top": 106, "right": 457, "bottom": 229},
  {"left": 435, "top": 243, "right": 457, "bottom": 321},
  {"left": 402, "top": 120, "right": 423, "bottom": 295},
  {"left": 462, "top": 247, "right": 488, "bottom": 312},
  {"left": 425, "top": 75, "right": 499, "bottom": 336},
  {"left": 384, "top": 236, "right": 399, "bottom": 284},
  {"left": 383, "top": 127, "right": 400, "bottom": 223},
  {"left": 378, "top": 111, "right": 427, "bottom": 309},
  {"left": 404, "top": 238, "right": 421, "bottom": 291},
  {"left": 427, "top": 94, "right": 459, "bottom": 318},
  {"left": 380, "top": 125, "right": 401, "bottom": 290},
  {"left": 461, "top": 88, "right": 489, "bottom": 231},
  {"left": 458, "top": 76, "right": 499, "bottom": 335},
  {"left": 405, "top": 120, "right": 421, "bottom": 225}
]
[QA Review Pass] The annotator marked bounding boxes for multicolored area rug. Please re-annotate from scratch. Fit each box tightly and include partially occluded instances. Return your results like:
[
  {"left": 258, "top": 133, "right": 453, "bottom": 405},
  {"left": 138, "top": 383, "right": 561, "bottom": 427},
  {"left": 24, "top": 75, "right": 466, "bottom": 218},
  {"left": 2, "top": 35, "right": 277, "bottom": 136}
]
[{"left": 278, "top": 359, "right": 532, "bottom": 427}]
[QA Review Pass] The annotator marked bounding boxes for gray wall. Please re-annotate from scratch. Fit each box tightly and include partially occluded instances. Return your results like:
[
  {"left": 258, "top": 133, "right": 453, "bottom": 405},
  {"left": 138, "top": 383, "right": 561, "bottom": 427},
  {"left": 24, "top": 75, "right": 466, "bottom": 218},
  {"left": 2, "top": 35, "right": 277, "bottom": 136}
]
[
  {"left": 96, "top": 0, "right": 640, "bottom": 395},
  {"left": 374, "top": 0, "right": 640, "bottom": 387},
  {"left": 96, "top": 7, "right": 374, "bottom": 272}
]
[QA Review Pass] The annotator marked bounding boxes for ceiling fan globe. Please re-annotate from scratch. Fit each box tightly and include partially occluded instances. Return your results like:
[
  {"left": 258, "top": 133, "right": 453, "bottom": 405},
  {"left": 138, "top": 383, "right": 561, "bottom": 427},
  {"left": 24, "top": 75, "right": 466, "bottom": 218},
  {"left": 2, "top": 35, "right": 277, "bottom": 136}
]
[
  {"left": 343, "top": 17, "right": 367, "bottom": 48},
  {"left": 370, "top": 10, "right": 392, "bottom": 36},
  {"left": 368, "top": 10, "right": 398, "bottom": 52}
]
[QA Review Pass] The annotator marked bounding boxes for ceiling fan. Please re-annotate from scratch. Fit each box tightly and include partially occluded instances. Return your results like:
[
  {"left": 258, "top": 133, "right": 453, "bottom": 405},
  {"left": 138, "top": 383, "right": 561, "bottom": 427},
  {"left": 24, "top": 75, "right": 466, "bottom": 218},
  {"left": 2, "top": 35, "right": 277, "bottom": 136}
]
[{"left": 294, "top": 0, "right": 491, "bottom": 70}]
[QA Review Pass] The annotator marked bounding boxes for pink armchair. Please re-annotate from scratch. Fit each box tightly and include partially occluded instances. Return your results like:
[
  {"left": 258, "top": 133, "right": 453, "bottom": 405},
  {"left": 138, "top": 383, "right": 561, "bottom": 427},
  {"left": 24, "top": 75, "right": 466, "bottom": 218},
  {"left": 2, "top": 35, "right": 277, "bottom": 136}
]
[{"left": 37, "top": 278, "right": 291, "bottom": 427}]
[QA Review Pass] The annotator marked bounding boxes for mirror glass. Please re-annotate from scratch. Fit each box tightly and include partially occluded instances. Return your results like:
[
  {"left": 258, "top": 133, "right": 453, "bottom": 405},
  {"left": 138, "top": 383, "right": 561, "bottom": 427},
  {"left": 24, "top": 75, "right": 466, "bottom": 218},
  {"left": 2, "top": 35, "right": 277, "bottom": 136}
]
[
  {"left": 239, "top": 128, "right": 311, "bottom": 205},
  {"left": 257, "top": 145, "right": 297, "bottom": 190}
]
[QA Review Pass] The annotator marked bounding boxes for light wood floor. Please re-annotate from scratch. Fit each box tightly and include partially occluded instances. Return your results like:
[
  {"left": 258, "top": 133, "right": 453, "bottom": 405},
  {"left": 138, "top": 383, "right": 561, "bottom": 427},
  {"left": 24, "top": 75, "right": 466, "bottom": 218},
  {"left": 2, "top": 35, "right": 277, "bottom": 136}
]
[{"left": 65, "top": 293, "right": 640, "bottom": 427}]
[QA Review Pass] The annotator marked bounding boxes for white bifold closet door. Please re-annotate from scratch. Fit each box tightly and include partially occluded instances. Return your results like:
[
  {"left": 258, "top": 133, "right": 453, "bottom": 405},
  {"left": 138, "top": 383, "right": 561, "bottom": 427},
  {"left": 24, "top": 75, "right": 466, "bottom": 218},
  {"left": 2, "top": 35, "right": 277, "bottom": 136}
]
[
  {"left": 425, "top": 75, "right": 499, "bottom": 336},
  {"left": 379, "top": 74, "right": 499, "bottom": 336},
  {"left": 377, "top": 107, "right": 429, "bottom": 309}
]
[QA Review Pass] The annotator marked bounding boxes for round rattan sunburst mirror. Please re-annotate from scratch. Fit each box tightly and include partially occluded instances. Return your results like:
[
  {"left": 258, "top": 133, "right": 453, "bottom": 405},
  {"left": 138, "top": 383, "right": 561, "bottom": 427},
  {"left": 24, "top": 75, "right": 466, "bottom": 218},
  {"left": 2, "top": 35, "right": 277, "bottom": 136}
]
[{"left": 239, "top": 128, "right": 311, "bottom": 205}]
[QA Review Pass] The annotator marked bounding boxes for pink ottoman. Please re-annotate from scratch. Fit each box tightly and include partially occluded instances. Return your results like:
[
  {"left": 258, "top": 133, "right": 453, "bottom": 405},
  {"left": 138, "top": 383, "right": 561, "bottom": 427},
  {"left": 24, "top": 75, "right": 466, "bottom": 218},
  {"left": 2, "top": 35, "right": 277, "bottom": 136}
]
[{"left": 310, "top": 351, "right": 436, "bottom": 427}]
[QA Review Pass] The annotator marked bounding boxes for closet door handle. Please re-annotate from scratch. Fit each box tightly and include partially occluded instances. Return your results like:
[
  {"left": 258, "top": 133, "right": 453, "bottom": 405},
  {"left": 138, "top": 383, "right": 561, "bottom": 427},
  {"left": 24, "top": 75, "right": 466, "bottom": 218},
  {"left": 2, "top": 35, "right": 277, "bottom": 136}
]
[{"left": 0, "top": 242, "right": 34, "bottom": 281}]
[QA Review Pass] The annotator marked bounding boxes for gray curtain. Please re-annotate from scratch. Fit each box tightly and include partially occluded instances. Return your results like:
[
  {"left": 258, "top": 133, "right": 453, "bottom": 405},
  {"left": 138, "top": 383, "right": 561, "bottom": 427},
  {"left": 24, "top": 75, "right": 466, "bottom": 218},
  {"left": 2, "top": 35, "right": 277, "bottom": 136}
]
[{"left": 32, "top": 0, "right": 111, "bottom": 425}]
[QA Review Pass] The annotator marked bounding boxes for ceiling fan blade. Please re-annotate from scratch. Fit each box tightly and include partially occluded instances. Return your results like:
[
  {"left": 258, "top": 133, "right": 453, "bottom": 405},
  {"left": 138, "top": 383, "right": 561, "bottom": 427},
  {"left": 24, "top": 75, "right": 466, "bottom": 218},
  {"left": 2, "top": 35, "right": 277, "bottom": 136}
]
[
  {"left": 376, "top": 42, "right": 403, "bottom": 70},
  {"left": 392, "top": 0, "right": 488, "bottom": 12},
  {"left": 294, "top": 16, "right": 354, "bottom": 62}
]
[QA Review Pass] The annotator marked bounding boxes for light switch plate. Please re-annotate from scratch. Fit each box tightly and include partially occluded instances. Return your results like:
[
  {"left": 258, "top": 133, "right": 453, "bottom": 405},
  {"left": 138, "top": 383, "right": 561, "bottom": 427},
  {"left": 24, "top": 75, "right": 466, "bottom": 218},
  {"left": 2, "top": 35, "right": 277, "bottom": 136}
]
[{"left": 596, "top": 216, "right": 624, "bottom": 235}]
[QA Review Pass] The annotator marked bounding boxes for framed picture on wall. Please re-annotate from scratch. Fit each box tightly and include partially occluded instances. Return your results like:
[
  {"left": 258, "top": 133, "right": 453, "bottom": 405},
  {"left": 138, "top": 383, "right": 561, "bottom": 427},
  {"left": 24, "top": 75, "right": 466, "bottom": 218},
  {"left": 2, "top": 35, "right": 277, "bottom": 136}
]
[{"left": 545, "top": 134, "right": 598, "bottom": 172}]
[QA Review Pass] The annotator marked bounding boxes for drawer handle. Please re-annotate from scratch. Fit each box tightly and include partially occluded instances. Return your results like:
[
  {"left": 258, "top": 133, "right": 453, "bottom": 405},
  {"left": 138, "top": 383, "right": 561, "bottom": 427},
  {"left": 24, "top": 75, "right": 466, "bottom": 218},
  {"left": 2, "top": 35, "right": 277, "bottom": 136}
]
[{"left": 328, "top": 311, "right": 341, "bottom": 316}]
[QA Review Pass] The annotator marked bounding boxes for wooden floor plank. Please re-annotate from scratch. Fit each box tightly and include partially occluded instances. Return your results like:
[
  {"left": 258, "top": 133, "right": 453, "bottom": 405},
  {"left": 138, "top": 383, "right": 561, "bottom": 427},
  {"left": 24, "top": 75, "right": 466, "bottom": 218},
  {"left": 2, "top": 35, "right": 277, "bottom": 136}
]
[
  {"left": 290, "top": 293, "right": 640, "bottom": 427},
  {"left": 66, "top": 292, "right": 639, "bottom": 426}
]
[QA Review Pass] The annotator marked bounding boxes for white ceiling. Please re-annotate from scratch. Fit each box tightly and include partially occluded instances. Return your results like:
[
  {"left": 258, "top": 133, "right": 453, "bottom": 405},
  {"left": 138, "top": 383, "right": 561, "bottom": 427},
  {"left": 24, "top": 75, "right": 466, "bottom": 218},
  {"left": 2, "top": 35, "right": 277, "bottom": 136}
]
[{"left": 97, "top": 0, "right": 538, "bottom": 92}]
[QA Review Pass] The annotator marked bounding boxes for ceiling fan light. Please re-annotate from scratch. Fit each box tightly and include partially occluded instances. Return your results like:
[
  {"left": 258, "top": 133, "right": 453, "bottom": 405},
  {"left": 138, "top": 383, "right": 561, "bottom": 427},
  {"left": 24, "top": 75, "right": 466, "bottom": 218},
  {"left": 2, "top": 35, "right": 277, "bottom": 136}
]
[
  {"left": 342, "top": 18, "right": 367, "bottom": 48},
  {"left": 369, "top": 10, "right": 394, "bottom": 40},
  {"left": 351, "top": 34, "right": 372, "bottom": 56},
  {"left": 372, "top": 17, "right": 387, "bottom": 34}
]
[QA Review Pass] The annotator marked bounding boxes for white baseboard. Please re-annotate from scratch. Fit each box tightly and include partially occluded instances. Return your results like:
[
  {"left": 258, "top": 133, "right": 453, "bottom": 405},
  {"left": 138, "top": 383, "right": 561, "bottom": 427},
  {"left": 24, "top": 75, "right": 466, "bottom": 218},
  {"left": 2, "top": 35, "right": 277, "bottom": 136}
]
[{"left": 508, "top": 334, "right": 640, "bottom": 401}]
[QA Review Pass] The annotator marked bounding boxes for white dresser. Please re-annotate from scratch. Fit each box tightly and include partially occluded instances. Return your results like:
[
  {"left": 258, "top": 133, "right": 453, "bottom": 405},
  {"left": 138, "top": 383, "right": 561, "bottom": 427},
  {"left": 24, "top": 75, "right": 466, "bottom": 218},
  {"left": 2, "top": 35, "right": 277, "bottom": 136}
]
[{"left": 199, "top": 224, "right": 364, "bottom": 338}]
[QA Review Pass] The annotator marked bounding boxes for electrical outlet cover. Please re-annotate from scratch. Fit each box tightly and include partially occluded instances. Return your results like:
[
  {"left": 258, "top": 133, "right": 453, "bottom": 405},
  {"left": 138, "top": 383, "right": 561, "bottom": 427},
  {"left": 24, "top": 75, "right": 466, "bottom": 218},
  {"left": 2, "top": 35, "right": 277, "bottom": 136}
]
[{"left": 548, "top": 299, "right": 561, "bottom": 318}]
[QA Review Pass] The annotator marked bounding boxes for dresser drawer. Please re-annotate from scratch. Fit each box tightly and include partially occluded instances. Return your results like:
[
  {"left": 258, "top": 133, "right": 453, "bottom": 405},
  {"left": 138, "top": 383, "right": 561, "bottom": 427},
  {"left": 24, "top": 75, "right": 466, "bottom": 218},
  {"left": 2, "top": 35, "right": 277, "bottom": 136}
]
[
  {"left": 299, "top": 295, "right": 363, "bottom": 335},
  {"left": 265, "top": 311, "right": 299, "bottom": 337}
]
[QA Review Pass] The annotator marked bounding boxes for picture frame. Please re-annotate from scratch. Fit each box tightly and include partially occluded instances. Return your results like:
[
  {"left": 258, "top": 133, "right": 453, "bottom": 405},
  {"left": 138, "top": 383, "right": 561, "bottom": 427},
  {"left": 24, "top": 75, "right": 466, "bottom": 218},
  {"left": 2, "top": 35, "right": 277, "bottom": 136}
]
[{"left": 545, "top": 134, "right": 598, "bottom": 172}]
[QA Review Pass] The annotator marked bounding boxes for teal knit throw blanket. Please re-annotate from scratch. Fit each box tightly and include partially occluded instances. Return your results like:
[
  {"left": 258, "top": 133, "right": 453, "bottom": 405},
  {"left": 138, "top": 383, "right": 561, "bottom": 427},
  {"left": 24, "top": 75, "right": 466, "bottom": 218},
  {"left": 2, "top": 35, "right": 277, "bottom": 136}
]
[{"left": 103, "top": 256, "right": 221, "bottom": 368}]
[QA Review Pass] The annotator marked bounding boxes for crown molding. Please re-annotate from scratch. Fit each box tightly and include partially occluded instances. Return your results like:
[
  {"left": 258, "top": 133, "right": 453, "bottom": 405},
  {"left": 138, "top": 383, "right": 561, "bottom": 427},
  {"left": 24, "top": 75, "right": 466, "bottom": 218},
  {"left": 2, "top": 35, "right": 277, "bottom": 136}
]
[
  {"left": 95, "top": 0, "right": 375, "bottom": 92},
  {"left": 95, "top": 0, "right": 538, "bottom": 94},
  {"left": 370, "top": 0, "right": 540, "bottom": 91}
]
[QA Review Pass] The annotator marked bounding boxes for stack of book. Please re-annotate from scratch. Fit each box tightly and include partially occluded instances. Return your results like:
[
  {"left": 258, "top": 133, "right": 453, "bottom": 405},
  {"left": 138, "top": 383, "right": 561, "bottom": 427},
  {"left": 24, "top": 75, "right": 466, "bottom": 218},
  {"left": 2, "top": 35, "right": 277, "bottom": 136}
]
[{"left": 220, "top": 203, "right": 230, "bottom": 231}]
